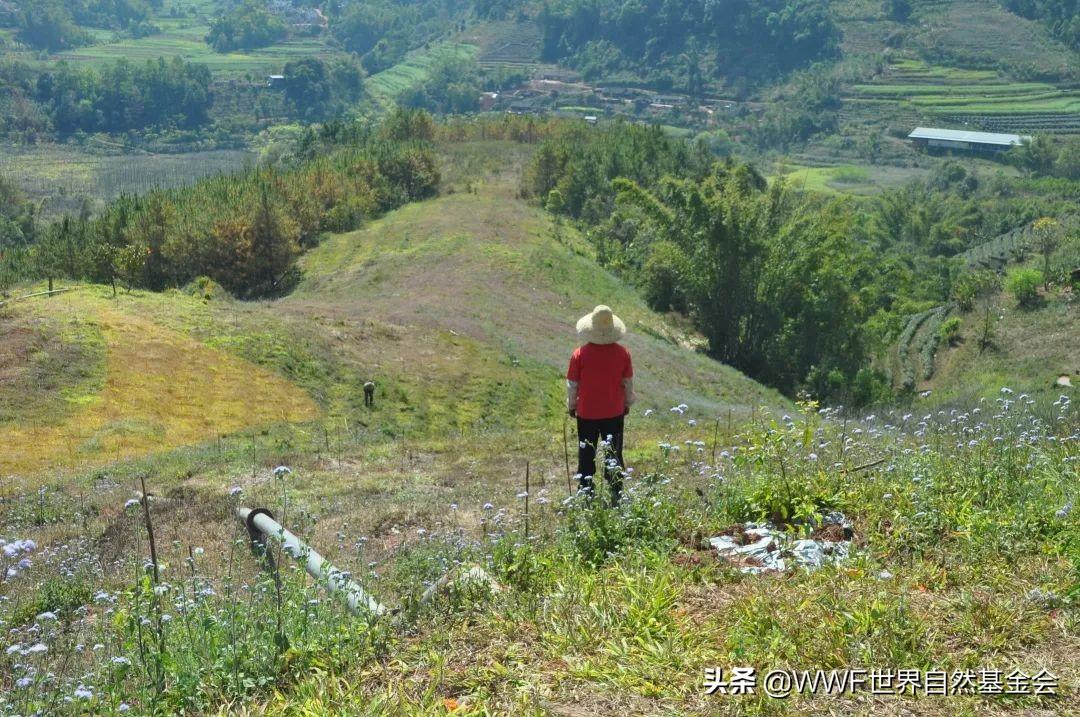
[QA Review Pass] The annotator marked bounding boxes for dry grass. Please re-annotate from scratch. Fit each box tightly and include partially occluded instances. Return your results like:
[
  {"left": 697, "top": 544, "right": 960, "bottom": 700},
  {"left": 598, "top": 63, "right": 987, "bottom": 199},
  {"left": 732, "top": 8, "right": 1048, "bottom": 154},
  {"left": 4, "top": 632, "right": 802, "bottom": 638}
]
[{"left": 0, "top": 290, "right": 317, "bottom": 479}]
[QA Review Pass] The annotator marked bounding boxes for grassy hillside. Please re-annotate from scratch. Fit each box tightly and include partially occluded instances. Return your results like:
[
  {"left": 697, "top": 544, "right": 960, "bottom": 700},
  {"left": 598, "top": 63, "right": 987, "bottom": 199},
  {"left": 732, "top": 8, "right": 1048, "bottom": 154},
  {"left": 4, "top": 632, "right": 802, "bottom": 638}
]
[
  {"left": 0, "top": 289, "right": 319, "bottom": 480},
  {"left": 921, "top": 289, "right": 1079, "bottom": 404},
  {"left": 289, "top": 142, "right": 776, "bottom": 422},
  {"left": 1, "top": 144, "right": 1077, "bottom": 717},
  {"left": 0, "top": 139, "right": 780, "bottom": 489}
]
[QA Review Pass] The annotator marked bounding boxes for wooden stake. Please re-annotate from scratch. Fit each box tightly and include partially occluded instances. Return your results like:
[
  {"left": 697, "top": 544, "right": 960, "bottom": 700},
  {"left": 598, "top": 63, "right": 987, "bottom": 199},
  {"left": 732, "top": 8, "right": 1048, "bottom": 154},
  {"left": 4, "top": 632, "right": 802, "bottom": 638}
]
[
  {"left": 139, "top": 474, "right": 160, "bottom": 585},
  {"left": 524, "top": 461, "right": 530, "bottom": 540}
]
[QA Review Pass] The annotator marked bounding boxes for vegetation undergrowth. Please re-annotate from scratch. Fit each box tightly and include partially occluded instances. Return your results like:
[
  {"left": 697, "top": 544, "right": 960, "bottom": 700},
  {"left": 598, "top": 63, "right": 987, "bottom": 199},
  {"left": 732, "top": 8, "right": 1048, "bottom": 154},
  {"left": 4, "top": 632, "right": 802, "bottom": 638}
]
[{"left": 2, "top": 391, "right": 1076, "bottom": 714}]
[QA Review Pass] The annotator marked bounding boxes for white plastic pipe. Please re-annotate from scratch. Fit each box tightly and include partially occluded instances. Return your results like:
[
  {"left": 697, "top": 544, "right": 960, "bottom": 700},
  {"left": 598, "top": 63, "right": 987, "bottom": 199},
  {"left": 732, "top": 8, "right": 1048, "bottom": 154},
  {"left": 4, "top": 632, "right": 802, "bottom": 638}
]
[{"left": 238, "top": 506, "right": 387, "bottom": 617}]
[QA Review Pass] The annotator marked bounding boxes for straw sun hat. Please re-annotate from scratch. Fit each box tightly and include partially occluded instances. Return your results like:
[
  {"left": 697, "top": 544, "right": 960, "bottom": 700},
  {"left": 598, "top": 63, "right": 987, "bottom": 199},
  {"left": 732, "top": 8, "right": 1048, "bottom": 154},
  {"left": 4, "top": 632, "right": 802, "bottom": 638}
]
[{"left": 576, "top": 305, "right": 626, "bottom": 345}]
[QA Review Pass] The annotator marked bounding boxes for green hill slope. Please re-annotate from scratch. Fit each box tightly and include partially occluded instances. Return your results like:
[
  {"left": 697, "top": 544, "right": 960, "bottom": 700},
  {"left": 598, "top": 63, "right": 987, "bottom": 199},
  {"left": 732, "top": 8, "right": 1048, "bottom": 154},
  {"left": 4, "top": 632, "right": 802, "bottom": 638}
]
[
  {"left": 0, "top": 141, "right": 781, "bottom": 482},
  {"left": 922, "top": 292, "right": 1079, "bottom": 403},
  {"left": 285, "top": 146, "right": 778, "bottom": 428}
]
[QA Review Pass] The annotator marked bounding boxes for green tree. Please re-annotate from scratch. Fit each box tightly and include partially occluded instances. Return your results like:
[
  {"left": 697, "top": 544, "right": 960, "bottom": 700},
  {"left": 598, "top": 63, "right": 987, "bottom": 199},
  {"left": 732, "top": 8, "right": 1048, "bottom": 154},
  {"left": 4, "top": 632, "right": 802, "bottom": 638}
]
[
  {"left": 883, "top": 0, "right": 913, "bottom": 22},
  {"left": 18, "top": 1, "right": 90, "bottom": 51},
  {"left": 1009, "top": 135, "right": 1056, "bottom": 176},
  {"left": 1031, "top": 217, "right": 1061, "bottom": 289},
  {"left": 206, "top": 0, "right": 287, "bottom": 52}
]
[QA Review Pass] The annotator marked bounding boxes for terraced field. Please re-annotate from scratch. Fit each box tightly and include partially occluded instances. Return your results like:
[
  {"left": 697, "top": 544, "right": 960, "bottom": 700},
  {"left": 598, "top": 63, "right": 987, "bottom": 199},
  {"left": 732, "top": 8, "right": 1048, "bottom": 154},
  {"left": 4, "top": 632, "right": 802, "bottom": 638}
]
[
  {"left": 844, "top": 59, "right": 1080, "bottom": 134},
  {"left": 365, "top": 42, "right": 480, "bottom": 107},
  {"left": 463, "top": 20, "right": 543, "bottom": 72},
  {"left": 54, "top": 28, "right": 336, "bottom": 76},
  {"left": 961, "top": 215, "right": 1080, "bottom": 270}
]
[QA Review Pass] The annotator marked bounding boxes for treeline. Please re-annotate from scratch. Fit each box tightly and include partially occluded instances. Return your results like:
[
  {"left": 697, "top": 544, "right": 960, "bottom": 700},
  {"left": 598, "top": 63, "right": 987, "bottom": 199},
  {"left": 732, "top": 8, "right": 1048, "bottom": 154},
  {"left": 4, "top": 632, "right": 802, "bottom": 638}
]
[
  {"left": 527, "top": 128, "right": 878, "bottom": 398},
  {"left": 15, "top": 0, "right": 157, "bottom": 50},
  {"left": 28, "top": 58, "right": 212, "bottom": 135},
  {"left": 538, "top": 0, "right": 840, "bottom": 90},
  {"left": 526, "top": 122, "right": 1080, "bottom": 402},
  {"left": 9, "top": 110, "right": 440, "bottom": 299},
  {"left": 328, "top": 0, "right": 472, "bottom": 75},
  {"left": 522, "top": 122, "right": 711, "bottom": 223},
  {"left": 206, "top": 0, "right": 288, "bottom": 52},
  {"left": 0, "top": 53, "right": 364, "bottom": 137},
  {"left": 0, "top": 178, "right": 38, "bottom": 294},
  {"left": 1003, "top": 0, "right": 1080, "bottom": 50}
]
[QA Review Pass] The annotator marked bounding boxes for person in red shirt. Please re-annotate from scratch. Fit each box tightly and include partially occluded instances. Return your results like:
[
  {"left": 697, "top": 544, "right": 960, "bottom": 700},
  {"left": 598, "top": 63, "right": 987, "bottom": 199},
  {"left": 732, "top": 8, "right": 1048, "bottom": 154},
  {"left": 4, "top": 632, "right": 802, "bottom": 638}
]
[{"left": 567, "top": 305, "right": 636, "bottom": 503}]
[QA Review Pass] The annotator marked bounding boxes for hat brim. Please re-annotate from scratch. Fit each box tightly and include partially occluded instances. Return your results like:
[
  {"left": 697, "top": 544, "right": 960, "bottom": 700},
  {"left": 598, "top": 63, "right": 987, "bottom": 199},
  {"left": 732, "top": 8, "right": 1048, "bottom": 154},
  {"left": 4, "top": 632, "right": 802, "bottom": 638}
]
[{"left": 576, "top": 313, "right": 626, "bottom": 344}]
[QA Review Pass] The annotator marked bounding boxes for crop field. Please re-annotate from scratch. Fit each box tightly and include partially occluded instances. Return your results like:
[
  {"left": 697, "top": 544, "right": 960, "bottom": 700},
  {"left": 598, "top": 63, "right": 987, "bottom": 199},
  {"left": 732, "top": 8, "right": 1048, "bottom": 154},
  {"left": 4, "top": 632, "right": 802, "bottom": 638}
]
[
  {"left": 365, "top": 42, "right": 480, "bottom": 107},
  {"left": 911, "top": 0, "right": 1077, "bottom": 82},
  {"left": 770, "top": 162, "right": 928, "bottom": 196},
  {"left": 0, "top": 145, "right": 253, "bottom": 217},
  {"left": 54, "top": 30, "right": 337, "bottom": 76},
  {"left": 844, "top": 58, "right": 1080, "bottom": 134},
  {"left": 464, "top": 20, "right": 543, "bottom": 71}
]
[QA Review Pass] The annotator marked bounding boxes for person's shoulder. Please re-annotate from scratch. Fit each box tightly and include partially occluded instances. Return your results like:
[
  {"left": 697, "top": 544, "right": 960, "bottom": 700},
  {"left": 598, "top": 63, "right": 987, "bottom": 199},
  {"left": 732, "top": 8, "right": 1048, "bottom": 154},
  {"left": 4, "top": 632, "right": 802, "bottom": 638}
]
[{"left": 616, "top": 342, "right": 631, "bottom": 357}]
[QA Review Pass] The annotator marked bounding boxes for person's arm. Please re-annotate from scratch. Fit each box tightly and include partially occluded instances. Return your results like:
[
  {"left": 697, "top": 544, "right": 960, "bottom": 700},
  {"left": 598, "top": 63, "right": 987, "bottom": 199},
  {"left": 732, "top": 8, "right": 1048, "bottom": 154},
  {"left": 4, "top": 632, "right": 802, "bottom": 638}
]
[
  {"left": 566, "top": 350, "right": 581, "bottom": 417},
  {"left": 622, "top": 350, "right": 636, "bottom": 410}
]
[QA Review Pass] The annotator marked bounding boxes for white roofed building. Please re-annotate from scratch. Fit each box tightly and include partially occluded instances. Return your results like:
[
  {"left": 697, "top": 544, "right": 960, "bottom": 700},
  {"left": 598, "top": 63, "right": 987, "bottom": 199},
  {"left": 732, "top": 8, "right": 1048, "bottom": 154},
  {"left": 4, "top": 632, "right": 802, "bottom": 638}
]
[{"left": 907, "top": 127, "right": 1030, "bottom": 154}]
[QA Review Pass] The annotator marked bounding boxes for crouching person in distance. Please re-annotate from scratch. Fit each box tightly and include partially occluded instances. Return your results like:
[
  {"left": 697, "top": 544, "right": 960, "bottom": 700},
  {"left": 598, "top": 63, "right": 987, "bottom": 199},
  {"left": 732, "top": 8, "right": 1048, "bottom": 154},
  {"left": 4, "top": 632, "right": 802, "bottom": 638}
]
[{"left": 566, "top": 305, "right": 635, "bottom": 505}]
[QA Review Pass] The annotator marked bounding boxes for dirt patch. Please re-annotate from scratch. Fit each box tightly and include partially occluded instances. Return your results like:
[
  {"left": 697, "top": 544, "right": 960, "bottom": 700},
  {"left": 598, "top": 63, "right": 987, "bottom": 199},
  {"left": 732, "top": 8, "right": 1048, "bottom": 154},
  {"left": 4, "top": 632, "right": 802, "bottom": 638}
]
[
  {"left": 718, "top": 523, "right": 752, "bottom": 545},
  {"left": 811, "top": 523, "right": 848, "bottom": 542}
]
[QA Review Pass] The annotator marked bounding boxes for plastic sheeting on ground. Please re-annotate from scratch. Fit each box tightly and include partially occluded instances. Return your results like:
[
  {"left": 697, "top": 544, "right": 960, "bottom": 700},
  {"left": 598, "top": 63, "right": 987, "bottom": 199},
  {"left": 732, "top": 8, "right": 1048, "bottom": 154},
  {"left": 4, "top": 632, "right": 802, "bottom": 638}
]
[{"left": 709, "top": 512, "right": 852, "bottom": 574}]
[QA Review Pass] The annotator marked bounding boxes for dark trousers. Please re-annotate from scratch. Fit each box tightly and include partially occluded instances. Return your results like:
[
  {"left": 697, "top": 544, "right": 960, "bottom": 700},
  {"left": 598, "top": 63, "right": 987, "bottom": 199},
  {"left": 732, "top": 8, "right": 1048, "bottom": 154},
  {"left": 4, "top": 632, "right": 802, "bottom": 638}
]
[
  {"left": 364, "top": 388, "right": 374, "bottom": 407},
  {"left": 576, "top": 415, "right": 626, "bottom": 503}
]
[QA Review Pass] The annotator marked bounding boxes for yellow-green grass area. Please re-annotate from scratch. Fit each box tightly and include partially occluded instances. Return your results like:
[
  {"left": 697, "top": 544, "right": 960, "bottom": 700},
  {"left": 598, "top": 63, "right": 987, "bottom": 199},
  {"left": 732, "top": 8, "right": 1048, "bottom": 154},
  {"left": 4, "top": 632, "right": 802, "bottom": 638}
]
[
  {"left": 770, "top": 163, "right": 928, "bottom": 197},
  {"left": 884, "top": 58, "right": 1003, "bottom": 84},
  {"left": 365, "top": 42, "right": 479, "bottom": 107},
  {"left": 0, "top": 288, "right": 318, "bottom": 480},
  {"left": 922, "top": 287, "right": 1080, "bottom": 405}
]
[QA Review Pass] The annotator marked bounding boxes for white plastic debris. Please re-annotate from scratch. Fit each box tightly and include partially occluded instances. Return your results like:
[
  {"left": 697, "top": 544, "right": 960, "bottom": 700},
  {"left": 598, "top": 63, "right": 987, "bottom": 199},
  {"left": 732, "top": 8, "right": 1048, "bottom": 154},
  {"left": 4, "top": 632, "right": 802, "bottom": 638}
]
[{"left": 710, "top": 514, "right": 853, "bottom": 574}]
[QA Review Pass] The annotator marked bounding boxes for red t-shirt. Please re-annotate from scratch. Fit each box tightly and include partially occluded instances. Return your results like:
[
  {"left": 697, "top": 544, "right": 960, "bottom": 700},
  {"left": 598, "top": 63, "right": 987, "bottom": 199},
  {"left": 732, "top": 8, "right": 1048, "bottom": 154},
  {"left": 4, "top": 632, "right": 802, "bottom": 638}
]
[{"left": 567, "top": 343, "right": 633, "bottom": 419}]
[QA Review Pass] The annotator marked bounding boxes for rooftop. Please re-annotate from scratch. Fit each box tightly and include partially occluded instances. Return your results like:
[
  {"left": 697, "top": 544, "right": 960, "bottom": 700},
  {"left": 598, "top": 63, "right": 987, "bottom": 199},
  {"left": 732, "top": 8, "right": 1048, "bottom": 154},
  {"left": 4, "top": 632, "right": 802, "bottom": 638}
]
[{"left": 908, "top": 127, "right": 1028, "bottom": 146}]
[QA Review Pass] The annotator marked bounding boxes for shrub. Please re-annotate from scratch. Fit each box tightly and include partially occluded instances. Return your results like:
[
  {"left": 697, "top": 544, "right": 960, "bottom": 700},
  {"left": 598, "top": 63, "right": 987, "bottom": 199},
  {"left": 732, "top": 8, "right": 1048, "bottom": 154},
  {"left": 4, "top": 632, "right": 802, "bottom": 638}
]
[
  {"left": 1006, "top": 267, "right": 1044, "bottom": 308},
  {"left": 952, "top": 270, "right": 1000, "bottom": 312},
  {"left": 938, "top": 316, "right": 962, "bottom": 346}
]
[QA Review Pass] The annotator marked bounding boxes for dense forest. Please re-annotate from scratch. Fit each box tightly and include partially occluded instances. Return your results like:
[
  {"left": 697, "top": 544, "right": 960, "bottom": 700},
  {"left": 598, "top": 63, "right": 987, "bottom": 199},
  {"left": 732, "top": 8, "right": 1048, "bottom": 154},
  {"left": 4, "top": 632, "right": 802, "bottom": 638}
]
[
  {"left": 526, "top": 121, "right": 1080, "bottom": 401},
  {"left": 0, "top": 53, "right": 365, "bottom": 137},
  {"left": 1003, "top": 0, "right": 1080, "bottom": 49},
  {"left": 538, "top": 0, "right": 840, "bottom": 90},
  {"left": 32, "top": 58, "right": 212, "bottom": 135},
  {"left": 206, "top": 0, "right": 288, "bottom": 52}
]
